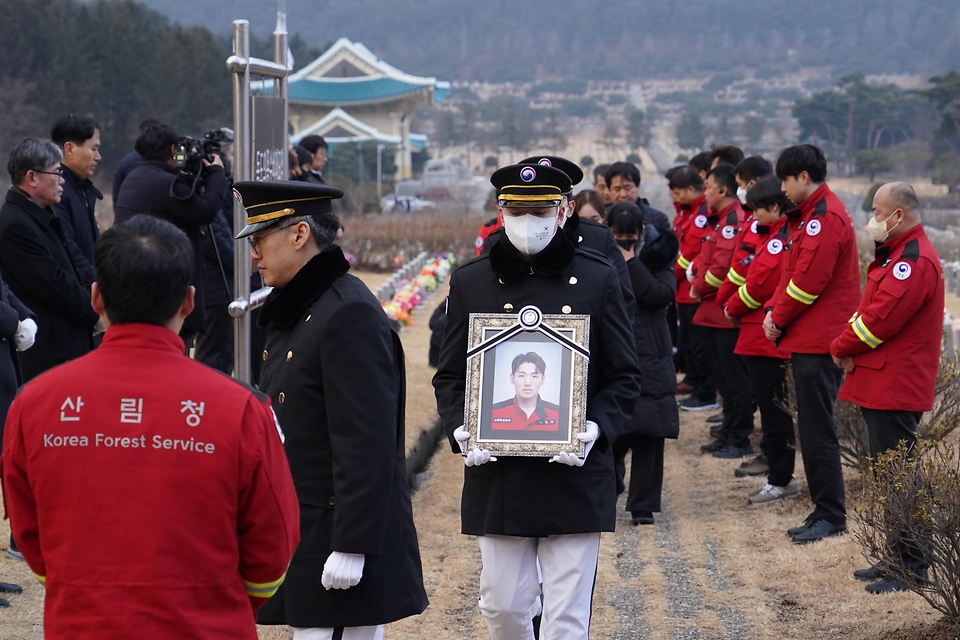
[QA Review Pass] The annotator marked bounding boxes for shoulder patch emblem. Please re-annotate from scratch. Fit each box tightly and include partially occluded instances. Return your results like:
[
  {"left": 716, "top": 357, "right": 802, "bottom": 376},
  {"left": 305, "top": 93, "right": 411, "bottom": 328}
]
[
  {"left": 893, "top": 261, "right": 912, "bottom": 280},
  {"left": 475, "top": 235, "right": 484, "bottom": 249},
  {"left": 750, "top": 219, "right": 758, "bottom": 234},
  {"left": 721, "top": 225, "right": 736, "bottom": 240},
  {"left": 695, "top": 214, "right": 708, "bottom": 229},
  {"left": 806, "top": 219, "right": 822, "bottom": 236},
  {"left": 767, "top": 239, "right": 784, "bottom": 255}
]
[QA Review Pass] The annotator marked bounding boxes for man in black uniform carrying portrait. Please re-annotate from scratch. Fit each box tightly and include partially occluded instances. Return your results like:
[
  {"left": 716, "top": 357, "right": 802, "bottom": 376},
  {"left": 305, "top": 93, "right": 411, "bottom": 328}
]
[{"left": 434, "top": 163, "right": 641, "bottom": 639}]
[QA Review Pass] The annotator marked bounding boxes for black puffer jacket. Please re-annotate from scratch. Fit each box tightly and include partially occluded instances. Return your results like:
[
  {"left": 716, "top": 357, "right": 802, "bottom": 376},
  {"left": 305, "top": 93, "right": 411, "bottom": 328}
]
[{"left": 623, "top": 225, "right": 680, "bottom": 439}]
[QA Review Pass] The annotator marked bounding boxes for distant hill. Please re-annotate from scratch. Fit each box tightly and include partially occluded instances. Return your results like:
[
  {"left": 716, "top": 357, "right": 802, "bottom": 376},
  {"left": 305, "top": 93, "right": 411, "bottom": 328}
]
[{"left": 129, "top": 0, "right": 960, "bottom": 82}]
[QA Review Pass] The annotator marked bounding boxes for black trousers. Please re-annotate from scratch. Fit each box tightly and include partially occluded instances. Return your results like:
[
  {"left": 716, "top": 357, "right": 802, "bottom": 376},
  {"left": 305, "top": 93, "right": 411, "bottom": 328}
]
[
  {"left": 706, "top": 327, "right": 753, "bottom": 447},
  {"left": 194, "top": 304, "right": 234, "bottom": 375},
  {"left": 747, "top": 356, "right": 795, "bottom": 486},
  {"left": 791, "top": 353, "right": 845, "bottom": 524},
  {"left": 667, "top": 302, "right": 681, "bottom": 372},
  {"left": 861, "top": 407, "right": 925, "bottom": 572},
  {"left": 677, "top": 303, "right": 715, "bottom": 400},
  {"left": 613, "top": 434, "right": 665, "bottom": 513}
]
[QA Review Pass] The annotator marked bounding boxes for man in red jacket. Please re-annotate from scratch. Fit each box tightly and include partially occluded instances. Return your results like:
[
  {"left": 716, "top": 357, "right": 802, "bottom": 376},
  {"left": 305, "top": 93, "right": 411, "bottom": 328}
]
[
  {"left": 762, "top": 145, "right": 860, "bottom": 544},
  {"left": 690, "top": 165, "right": 752, "bottom": 459},
  {"left": 723, "top": 176, "right": 795, "bottom": 499},
  {"left": 830, "top": 182, "right": 943, "bottom": 593},
  {"left": 2, "top": 215, "right": 300, "bottom": 639},
  {"left": 670, "top": 166, "right": 718, "bottom": 410}
]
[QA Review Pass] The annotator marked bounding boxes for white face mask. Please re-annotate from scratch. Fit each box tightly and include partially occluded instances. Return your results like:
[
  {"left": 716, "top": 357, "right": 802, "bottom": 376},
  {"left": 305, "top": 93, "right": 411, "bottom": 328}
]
[
  {"left": 866, "top": 209, "right": 902, "bottom": 244},
  {"left": 502, "top": 213, "right": 558, "bottom": 256},
  {"left": 737, "top": 186, "right": 748, "bottom": 205}
]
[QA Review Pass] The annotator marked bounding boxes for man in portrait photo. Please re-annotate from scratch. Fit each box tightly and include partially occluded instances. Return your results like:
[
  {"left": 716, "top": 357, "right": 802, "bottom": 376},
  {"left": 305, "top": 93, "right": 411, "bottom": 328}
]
[{"left": 490, "top": 352, "right": 560, "bottom": 431}]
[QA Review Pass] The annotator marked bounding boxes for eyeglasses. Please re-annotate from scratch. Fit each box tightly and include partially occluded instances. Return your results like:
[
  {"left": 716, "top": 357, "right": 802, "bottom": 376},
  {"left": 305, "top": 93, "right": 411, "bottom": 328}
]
[
  {"left": 33, "top": 167, "right": 64, "bottom": 177},
  {"left": 247, "top": 223, "right": 294, "bottom": 252}
]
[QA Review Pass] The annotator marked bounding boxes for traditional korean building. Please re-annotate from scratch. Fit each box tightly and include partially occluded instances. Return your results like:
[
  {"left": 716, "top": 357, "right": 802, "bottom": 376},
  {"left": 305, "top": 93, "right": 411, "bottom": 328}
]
[{"left": 282, "top": 37, "right": 449, "bottom": 180}]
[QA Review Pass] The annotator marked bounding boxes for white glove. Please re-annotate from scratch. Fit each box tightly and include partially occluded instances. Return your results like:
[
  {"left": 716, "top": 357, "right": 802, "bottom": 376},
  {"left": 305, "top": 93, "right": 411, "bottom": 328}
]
[
  {"left": 93, "top": 318, "right": 106, "bottom": 335},
  {"left": 685, "top": 263, "right": 695, "bottom": 283},
  {"left": 454, "top": 425, "right": 497, "bottom": 466},
  {"left": 321, "top": 551, "right": 365, "bottom": 590},
  {"left": 14, "top": 319, "right": 36, "bottom": 352},
  {"left": 550, "top": 420, "right": 600, "bottom": 467}
]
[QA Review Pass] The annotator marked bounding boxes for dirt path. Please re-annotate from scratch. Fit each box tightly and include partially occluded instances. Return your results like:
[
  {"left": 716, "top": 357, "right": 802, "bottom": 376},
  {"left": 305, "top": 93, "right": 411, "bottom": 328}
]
[{"left": 386, "top": 408, "right": 936, "bottom": 640}]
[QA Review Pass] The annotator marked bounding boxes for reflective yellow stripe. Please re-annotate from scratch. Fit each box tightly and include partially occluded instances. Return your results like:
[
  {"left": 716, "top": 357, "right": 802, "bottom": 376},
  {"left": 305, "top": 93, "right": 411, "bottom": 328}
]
[
  {"left": 726, "top": 268, "right": 746, "bottom": 286},
  {"left": 244, "top": 573, "right": 286, "bottom": 598},
  {"left": 677, "top": 254, "right": 691, "bottom": 269},
  {"left": 852, "top": 317, "right": 883, "bottom": 349},
  {"left": 738, "top": 285, "right": 761, "bottom": 309},
  {"left": 704, "top": 271, "right": 724, "bottom": 288},
  {"left": 848, "top": 312, "right": 859, "bottom": 324},
  {"left": 785, "top": 279, "right": 818, "bottom": 305},
  {"left": 34, "top": 574, "right": 45, "bottom": 585}
]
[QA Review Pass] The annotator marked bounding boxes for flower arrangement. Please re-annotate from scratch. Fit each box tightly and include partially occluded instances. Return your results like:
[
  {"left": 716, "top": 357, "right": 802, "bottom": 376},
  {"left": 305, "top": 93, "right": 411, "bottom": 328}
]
[{"left": 381, "top": 254, "right": 455, "bottom": 326}]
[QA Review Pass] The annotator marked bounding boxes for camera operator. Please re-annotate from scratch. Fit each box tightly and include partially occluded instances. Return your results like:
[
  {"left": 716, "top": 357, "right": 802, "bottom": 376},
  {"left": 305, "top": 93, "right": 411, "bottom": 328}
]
[{"left": 114, "top": 124, "right": 229, "bottom": 345}]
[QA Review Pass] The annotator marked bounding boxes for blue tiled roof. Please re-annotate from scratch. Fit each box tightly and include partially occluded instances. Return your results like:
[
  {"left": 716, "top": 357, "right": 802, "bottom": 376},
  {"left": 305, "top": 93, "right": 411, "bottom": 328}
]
[{"left": 264, "top": 77, "right": 436, "bottom": 105}]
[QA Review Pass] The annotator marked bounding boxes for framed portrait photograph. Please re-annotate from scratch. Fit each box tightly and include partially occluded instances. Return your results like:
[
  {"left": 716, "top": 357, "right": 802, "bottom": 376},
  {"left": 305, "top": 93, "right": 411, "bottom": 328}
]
[{"left": 463, "top": 305, "right": 590, "bottom": 457}]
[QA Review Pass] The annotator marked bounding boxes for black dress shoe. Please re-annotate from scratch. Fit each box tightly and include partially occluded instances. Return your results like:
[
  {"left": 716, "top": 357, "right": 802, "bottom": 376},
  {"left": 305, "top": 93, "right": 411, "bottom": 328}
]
[
  {"left": 787, "top": 516, "right": 815, "bottom": 537},
  {"left": 700, "top": 438, "right": 726, "bottom": 453},
  {"left": 706, "top": 412, "right": 724, "bottom": 424},
  {"left": 791, "top": 519, "right": 847, "bottom": 544},
  {"left": 854, "top": 563, "right": 885, "bottom": 582},
  {"left": 0, "top": 597, "right": 8, "bottom": 608},
  {"left": 631, "top": 511, "right": 655, "bottom": 525},
  {"left": 865, "top": 576, "right": 908, "bottom": 593},
  {"left": 709, "top": 424, "right": 723, "bottom": 438},
  {"left": 0, "top": 582, "right": 21, "bottom": 594}
]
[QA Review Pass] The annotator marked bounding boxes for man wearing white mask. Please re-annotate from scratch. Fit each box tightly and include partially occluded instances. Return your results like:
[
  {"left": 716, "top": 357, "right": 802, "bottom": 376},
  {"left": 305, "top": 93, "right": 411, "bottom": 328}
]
[
  {"left": 830, "top": 182, "right": 943, "bottom": 593},
  {"left": 434, "top": 163, "right": 641, "bottom": 640}
]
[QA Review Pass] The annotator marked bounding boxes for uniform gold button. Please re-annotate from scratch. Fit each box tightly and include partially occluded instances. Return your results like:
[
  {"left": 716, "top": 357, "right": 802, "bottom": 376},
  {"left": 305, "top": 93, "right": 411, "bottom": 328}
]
[
  {"left": 304, "top": 314, "right": 312, "bottom": 322},
  {"left": 504, "top": 303, "right": 514, "bottom": 312},
  {"left": 568, "top": 277, "right": 578, "bottom": 285},
  {"left": 278, "top": 392, "right": 285, "bottom": 404},
  {"left": 562, "top": 305, "right": 572, "bottom": 314},
  {"left": 286, "top": 351, "right": 293, "bottom": 361},
  {"left": 262, "top": 350, "right": 268, "bottom": 361}
]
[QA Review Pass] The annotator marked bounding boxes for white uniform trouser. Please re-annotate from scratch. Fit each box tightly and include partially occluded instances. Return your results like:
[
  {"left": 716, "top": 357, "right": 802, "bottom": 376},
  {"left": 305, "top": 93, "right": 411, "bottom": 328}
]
[
  {"left": 477, "top": 532, "right": 601, "bottom": 640},
  {"left": 292, "top": 625, "right": 384, "bottom": 640}
]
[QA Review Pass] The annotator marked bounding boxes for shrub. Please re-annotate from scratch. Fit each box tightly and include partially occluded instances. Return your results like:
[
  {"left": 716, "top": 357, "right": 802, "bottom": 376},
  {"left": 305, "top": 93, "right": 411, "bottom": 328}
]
[{"left": 855, "top": 439, "right": 960, "bottom": 621}]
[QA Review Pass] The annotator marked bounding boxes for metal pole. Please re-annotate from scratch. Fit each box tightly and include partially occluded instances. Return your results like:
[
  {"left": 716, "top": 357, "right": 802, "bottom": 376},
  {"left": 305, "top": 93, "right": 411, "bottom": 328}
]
[
  {"left": 273, "top": 10, "right": 289, "bottom": 179},
  {"left": 232, "top": 19, "right": 252, "bottom": 383}
]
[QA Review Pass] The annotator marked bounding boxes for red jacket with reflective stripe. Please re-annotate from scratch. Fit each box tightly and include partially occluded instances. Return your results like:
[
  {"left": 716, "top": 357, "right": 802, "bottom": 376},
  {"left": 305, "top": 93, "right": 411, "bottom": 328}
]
[
  {"left": 1, "top": 324, "right": 300, "bottom": 640},
  {"left": 476, "top": 217, "right": 502, "bottom": 256},
  {"left": 674, "top": 195, "right": 710, "bottom": 304},
  {"left": 830, "top": 225, "right": 944, "bottom": 411},
  {"left": 716, "top": 217, "right": 761, "bottom": 307},
  {"left": 692, "top": 200, "right": 748, "bottom": 328},
  {"left": 724, "top": 217, "right": 790, "bottom": 359},
  {"left": 768, "top": 184, "right": 860, "bottom": 354}
]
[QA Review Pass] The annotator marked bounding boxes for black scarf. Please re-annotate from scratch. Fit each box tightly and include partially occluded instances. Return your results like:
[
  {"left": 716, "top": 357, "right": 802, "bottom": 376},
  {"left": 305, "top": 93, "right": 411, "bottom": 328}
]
[
  {"left": 489, "top": 227, "right": 576, "bottom": 283},
  {"left": 258, "top": 245, "right": 350, "bottom": 331},
  {"left": 562, "top": 212, "right": 581, "bottom": 245}
]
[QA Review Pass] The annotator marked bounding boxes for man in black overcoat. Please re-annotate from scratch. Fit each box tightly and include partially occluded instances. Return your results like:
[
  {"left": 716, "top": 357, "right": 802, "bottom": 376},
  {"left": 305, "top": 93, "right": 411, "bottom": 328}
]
[
  {"left": 233, "top": 181, "right": 427, "bottom": 640},
  {"left": 114, "top": 124, "right": 229, "bottom": 340},
  {"left": 433, "top": 164, "right": 642, "bottom": 639},
  {"left": 0, "top": 138, "right": 102, "bottom": 383}
]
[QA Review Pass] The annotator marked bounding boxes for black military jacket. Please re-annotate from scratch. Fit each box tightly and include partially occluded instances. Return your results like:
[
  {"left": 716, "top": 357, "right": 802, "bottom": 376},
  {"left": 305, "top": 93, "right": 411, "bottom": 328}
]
[
  {"left": 434, "top": 231, "right": 642, "bottom": 537},
  {"left": 255, "top": 246, "right": 427, "bottom": 628}
]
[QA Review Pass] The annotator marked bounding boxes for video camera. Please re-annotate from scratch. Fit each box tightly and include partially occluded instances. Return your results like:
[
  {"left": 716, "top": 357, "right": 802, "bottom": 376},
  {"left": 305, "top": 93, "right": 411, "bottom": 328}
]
[{"left": 174, "top": 127, "right": 234, "bottom": 180}]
